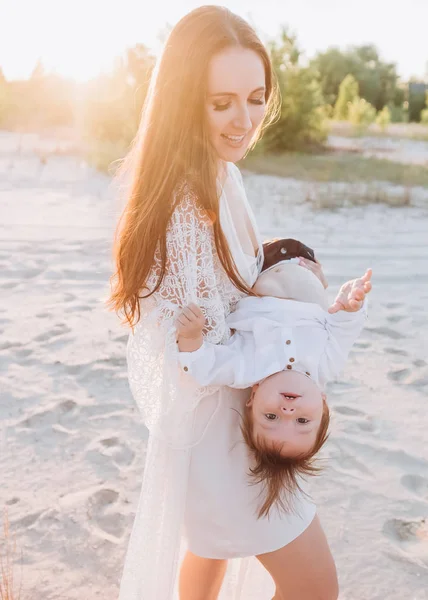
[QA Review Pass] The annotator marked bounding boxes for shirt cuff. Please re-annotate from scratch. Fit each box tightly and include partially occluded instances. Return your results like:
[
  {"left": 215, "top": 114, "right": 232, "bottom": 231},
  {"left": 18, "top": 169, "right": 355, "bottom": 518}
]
[{"left": 177, "top": 340, "right": 208, "bottom": 373}]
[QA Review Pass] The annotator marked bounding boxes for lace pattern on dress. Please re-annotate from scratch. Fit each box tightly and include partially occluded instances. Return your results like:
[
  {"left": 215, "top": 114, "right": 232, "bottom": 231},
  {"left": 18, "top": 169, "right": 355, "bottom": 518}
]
[{"left": 126, "top": 182, "right": 244, "bottom": 448}]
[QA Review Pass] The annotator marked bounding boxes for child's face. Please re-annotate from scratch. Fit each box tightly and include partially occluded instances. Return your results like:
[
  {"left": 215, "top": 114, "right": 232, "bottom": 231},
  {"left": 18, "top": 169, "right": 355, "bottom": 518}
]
[{"left": 247, "top": 370, "right": 325, "bottom": 457}]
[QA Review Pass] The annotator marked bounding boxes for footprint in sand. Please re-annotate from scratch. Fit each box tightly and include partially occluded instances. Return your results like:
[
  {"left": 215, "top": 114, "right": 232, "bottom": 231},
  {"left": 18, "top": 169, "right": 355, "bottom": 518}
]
[
  {"left": 384, "top": 347, "right": 408, "bottom": 357},
  {"left": 334, "top": 406, "right": 378, "bottom": 433},
  {"left": 353, "top": 341, "right": 371, "bottom": 349},
  {"left": 387, "top": 314, "right": 406, "bottom": 324},
  {"left": 13, "top": 510, "right": 44, "bottom": 529},
  {"left": 6, "top": 497, "right": 20, "bottom": 506},
  {"left": 387, "top": 368, "right": 411, "bottom": 383},
  {"left": 18, "top": 399, "right": 77, "bottom": 429},
  {"left": 0, "top": 340, "right": 23, "bottom": 351},
  {"left": 334, "top": 405, "right": 366, "bottom": 417},
  {"left": 34, "top": 323, "right": 71, "bottom": 343},
  {"left": 86, "top": 488, "right": 125, "bottom": 538},
  {"left": 85, "top": 436, "right": 135, "bottom": 471},
  {"left": 366, "top": 326, "right": 405, "bottom": 340},
  {"left": 383, "top": 518, "right": 428, "bottom": 565},
  {"left": 401, "top": 475, "right": 428, "bottom": 500},
  {"left": 98, "top": 436, "right": 135, "bottom": 467},
  {"left": 413, "top": 359, "right": 427, "bottom": 368}
]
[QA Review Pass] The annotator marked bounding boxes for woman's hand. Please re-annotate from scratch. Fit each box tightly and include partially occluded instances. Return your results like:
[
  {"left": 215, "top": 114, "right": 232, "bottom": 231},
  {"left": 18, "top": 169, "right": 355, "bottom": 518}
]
[
  {"left": 175, "top": 303, "right": 205, "bottom": 351},
  {"left": 298, "top": 257, "right": 328, "bottom": 289},
  {"left": 328, "top": 268, "right": 372, "bottom": 314}
]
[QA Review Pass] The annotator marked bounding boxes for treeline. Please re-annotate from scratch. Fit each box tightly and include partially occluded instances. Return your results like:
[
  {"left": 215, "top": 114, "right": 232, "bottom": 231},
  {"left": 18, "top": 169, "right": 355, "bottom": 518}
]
[{"left": 0, "top": 28, "right": 427, "bottom": 169}]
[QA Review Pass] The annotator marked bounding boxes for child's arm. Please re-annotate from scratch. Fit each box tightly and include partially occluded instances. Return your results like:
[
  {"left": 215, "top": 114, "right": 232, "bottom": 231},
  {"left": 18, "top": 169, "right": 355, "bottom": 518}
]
[
  {"left": 175, "top": 304, "right": 276, "bottom": 388},
  {"left": 318, "top": 269, "right": 372, "bottom": 383}
]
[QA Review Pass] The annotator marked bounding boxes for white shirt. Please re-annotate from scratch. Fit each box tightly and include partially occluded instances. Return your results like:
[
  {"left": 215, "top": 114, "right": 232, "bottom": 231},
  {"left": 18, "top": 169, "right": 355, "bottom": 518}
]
[{"left": 178, "top": 295, "right": 368, "bottom": 390}]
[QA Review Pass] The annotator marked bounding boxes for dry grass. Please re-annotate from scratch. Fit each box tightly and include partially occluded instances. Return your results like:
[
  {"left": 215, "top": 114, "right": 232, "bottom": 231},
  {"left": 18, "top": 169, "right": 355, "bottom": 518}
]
[
  {"left": 304, "top": 182, "right": 412, "bottom": 210},
  {"left": 0, "top": 508, "right": 23, "bottom": 600},
  {"left": 240, "top": 151, "right": 428, "bottom": 188},
  {"left": 328, "top": 119, "right": 428, "bottom": 141}
]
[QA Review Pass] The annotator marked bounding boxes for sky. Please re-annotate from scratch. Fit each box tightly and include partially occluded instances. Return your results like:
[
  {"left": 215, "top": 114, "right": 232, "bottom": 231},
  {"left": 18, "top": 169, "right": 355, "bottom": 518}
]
[{"left": 0, "top": 0, "right": 427, "bottom": 82}]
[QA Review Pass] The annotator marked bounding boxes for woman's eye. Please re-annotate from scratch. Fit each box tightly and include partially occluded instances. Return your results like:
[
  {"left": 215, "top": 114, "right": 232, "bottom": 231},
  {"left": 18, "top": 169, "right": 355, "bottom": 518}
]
[
  {"left": 297, "top": 418, "right": 310, "bottom": 424},
  {"left": 265, "top": 413, "right": 278, "bottom": 421},
  {"left": 213, "top": 99, "right": 265, "bottom": 111},
  {"left": 214, "top": 103, "right": 231, "bottom": 111}
]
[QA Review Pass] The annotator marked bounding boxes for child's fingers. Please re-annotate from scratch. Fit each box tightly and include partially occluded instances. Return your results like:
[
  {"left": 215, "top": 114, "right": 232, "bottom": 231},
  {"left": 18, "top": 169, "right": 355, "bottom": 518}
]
[
  {"left": 187, "top": 302, "right": 204, "bottom": 319},
  {"left": 176, "top": 314, "right": 191, "bottom": 327},
  {"left": 348, "top": 300, "right": 361, "bottom": 311},
  {"left": 352, "top": 288, "right": 365, "bottom": 301},
  {"left": 182, "top": 306, "right": 198, "bottom": 321},
  {"left": 361, "top": 268, "right": 372, "bottom": 282},
  {"left": 328, "top": 301, "right": 342, "bottom": 314}
]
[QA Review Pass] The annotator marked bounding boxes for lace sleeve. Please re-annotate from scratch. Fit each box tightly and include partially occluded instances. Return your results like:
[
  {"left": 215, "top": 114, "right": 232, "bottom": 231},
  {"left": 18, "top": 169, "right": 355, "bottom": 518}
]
[{"left": 126, "top": 183, "right": 242, "bottom": 447}]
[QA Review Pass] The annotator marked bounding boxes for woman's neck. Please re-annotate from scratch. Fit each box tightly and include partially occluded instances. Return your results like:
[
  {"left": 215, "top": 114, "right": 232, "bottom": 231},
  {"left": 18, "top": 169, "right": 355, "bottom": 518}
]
[{"left": 217, "top": 160, "right": 229, "bottom": 187}]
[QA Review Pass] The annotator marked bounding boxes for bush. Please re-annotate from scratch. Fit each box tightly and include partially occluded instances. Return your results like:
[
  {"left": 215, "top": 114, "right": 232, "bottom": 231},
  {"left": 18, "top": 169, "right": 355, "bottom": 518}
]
[
  {"left": 421, "top": 92, "right": 428, "bottom": 125},
  {"left": 348, "top": 97, "right": 376, "bottom": 133},
  {"left": 375, "top": 105, "right": 391, "bottom": 131},
  {"left": 261, "top": 28, "right": 328, "bottom": 152},
  {"left": 334, "top": 74, "right": 359, "bottom": 120}
]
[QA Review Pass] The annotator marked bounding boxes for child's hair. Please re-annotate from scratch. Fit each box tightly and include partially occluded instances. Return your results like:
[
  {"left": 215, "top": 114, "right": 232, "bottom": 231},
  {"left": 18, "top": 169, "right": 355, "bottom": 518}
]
[{"left": 240, "top": 397, "right": 330, "bottom": 519}]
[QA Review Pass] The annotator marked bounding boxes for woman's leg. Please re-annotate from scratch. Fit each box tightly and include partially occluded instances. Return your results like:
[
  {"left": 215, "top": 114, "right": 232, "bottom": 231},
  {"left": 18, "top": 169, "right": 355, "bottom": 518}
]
[
  {"left": 256, "top": 515, "right": 339, "bottom": 600},
  {"left": 178, "top": 550, "right": 228, "bottom": 600}
]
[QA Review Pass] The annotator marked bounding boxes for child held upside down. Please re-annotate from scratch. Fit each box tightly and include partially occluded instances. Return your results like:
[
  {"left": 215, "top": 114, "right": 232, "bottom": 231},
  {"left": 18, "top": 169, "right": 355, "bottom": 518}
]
[{"left": 175, "top": 238, "right": 372, "bottom": 513}]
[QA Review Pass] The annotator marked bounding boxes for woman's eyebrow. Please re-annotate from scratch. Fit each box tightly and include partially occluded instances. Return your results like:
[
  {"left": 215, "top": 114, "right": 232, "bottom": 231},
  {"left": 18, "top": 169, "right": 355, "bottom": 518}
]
[{"left": 209, "top": 86, "right": 265, "bottom": 97}]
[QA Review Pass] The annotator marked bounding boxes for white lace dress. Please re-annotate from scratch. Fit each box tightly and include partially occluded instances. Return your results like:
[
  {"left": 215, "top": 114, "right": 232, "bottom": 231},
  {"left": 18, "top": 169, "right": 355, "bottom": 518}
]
[{"left": 119, "top": 162, "right": 316, "bottom": 599}]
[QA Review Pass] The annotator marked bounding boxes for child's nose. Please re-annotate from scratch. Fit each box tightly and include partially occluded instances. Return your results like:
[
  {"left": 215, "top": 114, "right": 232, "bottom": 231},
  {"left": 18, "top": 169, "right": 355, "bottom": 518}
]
[{"left": 281, "top": 406, "right": 295, "bottom": 413}]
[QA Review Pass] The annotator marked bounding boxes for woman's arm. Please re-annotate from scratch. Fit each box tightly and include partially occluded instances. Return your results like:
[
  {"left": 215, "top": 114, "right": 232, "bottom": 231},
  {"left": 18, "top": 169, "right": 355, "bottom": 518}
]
[{"left": 126, "top": 184, "right": 235, "bottom": 443}]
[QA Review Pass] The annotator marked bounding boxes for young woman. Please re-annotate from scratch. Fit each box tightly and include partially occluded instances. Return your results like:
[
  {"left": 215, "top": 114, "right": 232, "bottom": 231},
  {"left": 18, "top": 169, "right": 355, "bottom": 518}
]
[{"left": 109, "top": 6, "right": 339, "bottom": 600}]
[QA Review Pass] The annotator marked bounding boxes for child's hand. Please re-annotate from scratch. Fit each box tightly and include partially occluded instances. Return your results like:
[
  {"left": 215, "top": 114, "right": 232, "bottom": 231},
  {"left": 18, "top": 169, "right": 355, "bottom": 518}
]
[
  {"left": 328, "top": 268, "right": 372, "bottom": 314},
  {"left": 175, "top": 303, "right": 205, "bottom": 340}
]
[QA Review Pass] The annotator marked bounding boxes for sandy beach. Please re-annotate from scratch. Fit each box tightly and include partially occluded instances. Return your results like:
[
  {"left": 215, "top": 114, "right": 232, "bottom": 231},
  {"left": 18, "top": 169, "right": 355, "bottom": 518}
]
[{"left": 1, "top": 131, "right": 427, "bottom": 599}]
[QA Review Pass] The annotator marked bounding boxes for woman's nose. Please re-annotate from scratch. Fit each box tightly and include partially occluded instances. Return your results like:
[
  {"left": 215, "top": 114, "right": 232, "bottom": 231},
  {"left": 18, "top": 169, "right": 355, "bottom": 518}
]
[{"left": 233, "top": 107, "right": 252, "bottom": 130}]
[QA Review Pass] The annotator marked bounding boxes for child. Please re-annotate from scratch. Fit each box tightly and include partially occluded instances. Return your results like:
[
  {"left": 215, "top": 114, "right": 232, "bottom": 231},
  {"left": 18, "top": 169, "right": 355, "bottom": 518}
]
[{"left": 175, "top": 238, "right": 372, "bottom": 515}]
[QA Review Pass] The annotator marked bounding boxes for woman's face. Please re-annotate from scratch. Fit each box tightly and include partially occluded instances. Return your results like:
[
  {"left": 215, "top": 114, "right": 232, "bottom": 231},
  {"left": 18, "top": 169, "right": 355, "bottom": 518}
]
[{"left": 205, "top": 46, "right": 267, "bottom": 163}]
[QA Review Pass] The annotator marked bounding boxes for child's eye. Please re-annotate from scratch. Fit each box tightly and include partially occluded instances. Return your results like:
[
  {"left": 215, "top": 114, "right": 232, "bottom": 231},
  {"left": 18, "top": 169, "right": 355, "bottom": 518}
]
[
  {"left": 265, "top": 413, "right": 278, "bottom": 421},
  {"left": 297, "top": 418, "right": 310, "bottom": 424}
]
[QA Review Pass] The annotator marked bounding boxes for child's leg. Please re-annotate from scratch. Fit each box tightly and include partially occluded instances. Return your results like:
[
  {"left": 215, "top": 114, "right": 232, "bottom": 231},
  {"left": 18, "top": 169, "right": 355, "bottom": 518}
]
[{"left": 178, "top": 550, "right": 227, "bottom": 600}]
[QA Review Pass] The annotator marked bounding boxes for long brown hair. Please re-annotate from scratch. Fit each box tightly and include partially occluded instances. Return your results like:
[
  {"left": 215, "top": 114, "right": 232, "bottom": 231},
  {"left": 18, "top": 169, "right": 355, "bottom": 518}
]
[
  {"left": 241, "top": 398, "right": 330, "bottom": 519},
  {"left": 106, "top": 6, "right": 281, "bottom": 327}
]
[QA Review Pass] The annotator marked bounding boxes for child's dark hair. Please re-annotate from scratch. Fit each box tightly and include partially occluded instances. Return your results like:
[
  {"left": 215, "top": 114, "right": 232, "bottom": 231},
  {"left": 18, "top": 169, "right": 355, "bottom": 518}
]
[{"left": 240, "top": 397, "right": 330, "bottom": 519}]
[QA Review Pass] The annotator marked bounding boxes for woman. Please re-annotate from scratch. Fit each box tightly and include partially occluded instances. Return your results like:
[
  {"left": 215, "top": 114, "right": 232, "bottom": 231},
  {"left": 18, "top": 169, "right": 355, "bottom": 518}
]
[{"left": 109, "top": 6, "right": 339, "bottom": 600}]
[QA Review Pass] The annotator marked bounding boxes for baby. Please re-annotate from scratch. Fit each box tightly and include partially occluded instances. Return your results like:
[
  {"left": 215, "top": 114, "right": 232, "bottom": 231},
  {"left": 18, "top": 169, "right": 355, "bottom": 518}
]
[{"left": 175, "top": 239, "right": 372, "bottom": 514}]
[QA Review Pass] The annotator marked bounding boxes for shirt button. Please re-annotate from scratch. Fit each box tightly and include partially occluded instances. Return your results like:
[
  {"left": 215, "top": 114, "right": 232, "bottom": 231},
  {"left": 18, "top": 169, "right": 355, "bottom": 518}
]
[
  {"left": 306, "top": 371, "right": 310, "bottom": 376},
  {"left": 286, "top": 340, "right": 291, "bottom": 345},
  {"left": 287, "top": 365, "right": 292, "bottom": 370},
  {"left": 289, "top": 357, "right": 295, "bottom": 363},
  {"left": 183, "top": 366, "right": 188, "bottom": 372}
]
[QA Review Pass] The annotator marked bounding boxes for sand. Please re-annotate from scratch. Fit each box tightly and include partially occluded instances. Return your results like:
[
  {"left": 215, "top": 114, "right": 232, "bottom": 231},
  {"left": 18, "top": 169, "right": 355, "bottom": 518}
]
[{"left": 1, "top": 131, "right": 427, "bottom": 599}]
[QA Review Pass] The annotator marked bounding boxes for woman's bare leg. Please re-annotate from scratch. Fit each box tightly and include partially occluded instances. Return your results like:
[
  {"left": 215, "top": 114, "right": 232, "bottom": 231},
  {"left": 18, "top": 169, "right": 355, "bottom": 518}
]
[
  {"left": 257, "top": 515, "right": 339, "bottom": 600},
  {"left": 179, "top": 550, "right": 227, "bottom": 600}
]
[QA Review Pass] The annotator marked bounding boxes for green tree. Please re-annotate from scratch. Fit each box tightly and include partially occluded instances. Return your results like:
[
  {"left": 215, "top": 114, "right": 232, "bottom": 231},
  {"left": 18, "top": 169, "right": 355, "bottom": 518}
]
[
  {"left": 311, "top": 45, "right": 399, "bottom": 111},
  {"left": 334, "top": 74, "right": 359, "bottom": 119},
  {"left": 261, "top": 28, "right": 327, "bottom": 152}
]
